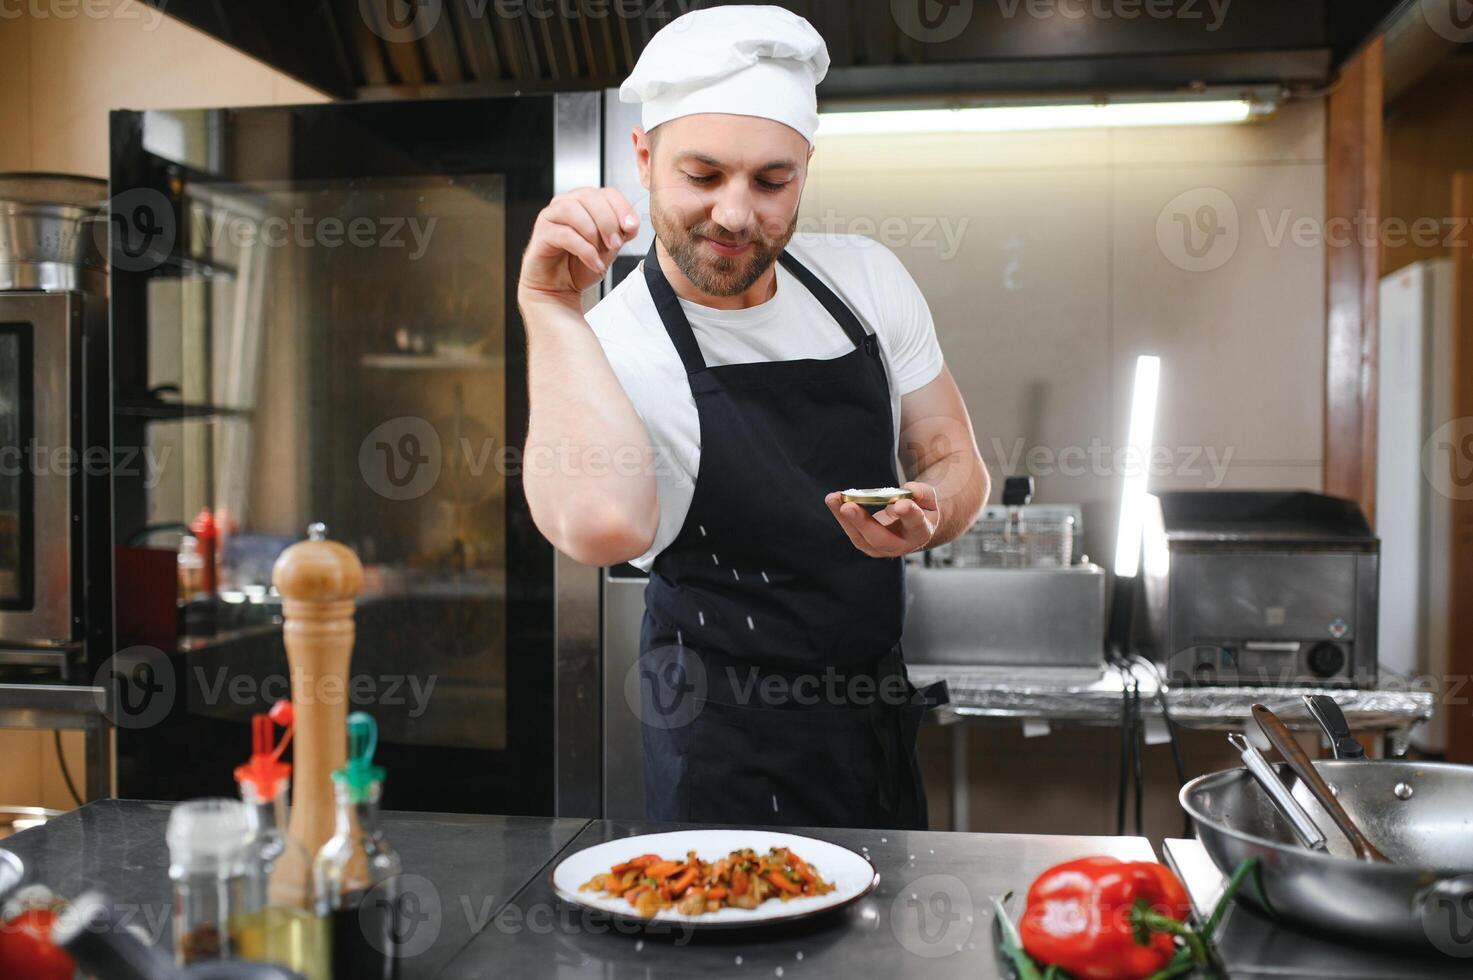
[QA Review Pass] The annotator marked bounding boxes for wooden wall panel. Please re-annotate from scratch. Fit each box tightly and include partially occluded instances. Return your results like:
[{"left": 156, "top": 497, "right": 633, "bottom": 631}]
[{"left": 1324, "top": 39, "right": 1383, "bottom": 524}]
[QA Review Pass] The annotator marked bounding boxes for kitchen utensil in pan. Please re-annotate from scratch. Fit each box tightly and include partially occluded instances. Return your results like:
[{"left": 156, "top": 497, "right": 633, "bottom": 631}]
[
  {"left": 1226, "top": 733, "right": 1327, "bottom": 852},
  {"left": 1182, "top": 700, "right": 1473, "bottom": 949},
  {"left": 1251, "top": 703, "right": 1390, "bottom": 863},
  {"left": 1303, "top": 694, "right": 1367, "bottom": 759}
]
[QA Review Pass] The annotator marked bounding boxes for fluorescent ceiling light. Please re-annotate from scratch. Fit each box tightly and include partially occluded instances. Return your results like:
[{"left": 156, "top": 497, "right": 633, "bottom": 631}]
[
  {"left": 819, "top": 100, "right": 1256, "bottom": 136},
  {"left": 1113, "top": 354, "right": 1161, "bottom": 579}
]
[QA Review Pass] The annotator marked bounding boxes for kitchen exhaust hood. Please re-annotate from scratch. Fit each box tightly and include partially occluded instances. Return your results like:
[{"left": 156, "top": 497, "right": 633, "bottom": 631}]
[{"left": 155, "top": 0, "right": 1413, "bottom": 102}]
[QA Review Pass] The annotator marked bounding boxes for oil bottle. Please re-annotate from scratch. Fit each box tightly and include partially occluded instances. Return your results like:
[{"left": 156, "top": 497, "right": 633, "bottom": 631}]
[
  {"left": 313, "top": 712, "right": 402, "bottom": 980},
  {"left": 229, "top": 700, "right": 330, "bottom": 980}
]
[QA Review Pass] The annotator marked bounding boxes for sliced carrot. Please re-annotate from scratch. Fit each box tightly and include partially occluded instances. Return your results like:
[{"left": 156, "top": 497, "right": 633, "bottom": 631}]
[
  {"left": 669, "top": 866, "right": 699, "bottom": 896},
  {"left": 644, "top": 861, "right": 683, "bottom": 880},
  {"left": 705, "top": 886, "right": 727, "bottom": 900},
  {"left": 625, "top": 885, "right": 651, "bottom": 906},
  {"left": 788, "top": 853, "right": 815, "bottom": 884},
  {"left": 731, "top": 869, "right": 749, "bottom": 896},
  {"left": 611, "top": 854, "right": 660, "bottom": 874},
  {"left": 766, "top": 871, "right": 801, "bottom": 895}
]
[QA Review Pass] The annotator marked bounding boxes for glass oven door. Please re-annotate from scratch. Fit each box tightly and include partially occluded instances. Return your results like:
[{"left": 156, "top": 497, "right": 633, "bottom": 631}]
[{"left": 109, "top": 95, "right": 600, "bottom": 816}]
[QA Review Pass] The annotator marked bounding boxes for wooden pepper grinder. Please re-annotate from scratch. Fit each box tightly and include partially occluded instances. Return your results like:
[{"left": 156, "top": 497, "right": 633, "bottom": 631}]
[{"left": 270, "top": 522, "right": 364, "bottom": 904}]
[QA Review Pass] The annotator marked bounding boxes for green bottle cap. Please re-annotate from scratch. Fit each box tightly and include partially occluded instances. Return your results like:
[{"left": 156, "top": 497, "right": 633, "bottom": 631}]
[{"left": 331, "top": 711, "right": 385, "bottom": 804}]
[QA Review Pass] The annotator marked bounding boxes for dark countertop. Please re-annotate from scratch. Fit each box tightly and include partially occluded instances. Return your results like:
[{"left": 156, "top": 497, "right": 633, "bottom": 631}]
[
  {"left": 1, "top": 800, "right": 588, "bottom": 979},
  {"left": 439, "top": 819, "right": 1156, "bottom": 979},
  {"left": 48, "top": 802, "right": 1460, "bottom": 978},
  {"left": 3, "top": 801, "right": 1156, "bottom": 979}
]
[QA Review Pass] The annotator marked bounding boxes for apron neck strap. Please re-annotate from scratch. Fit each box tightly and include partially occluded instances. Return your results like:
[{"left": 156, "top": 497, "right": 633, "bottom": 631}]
[
  {"left": 776, "top": 250, "right": 872, "bottom": 351},
  {"left": 643, "top": 241, "right": 710, "bottom": 374}
]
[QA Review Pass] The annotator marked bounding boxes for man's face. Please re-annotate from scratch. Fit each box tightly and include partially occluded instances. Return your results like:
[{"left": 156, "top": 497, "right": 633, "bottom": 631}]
[{"left": 637, "top": 114, "right": 811, "bottom": 298}]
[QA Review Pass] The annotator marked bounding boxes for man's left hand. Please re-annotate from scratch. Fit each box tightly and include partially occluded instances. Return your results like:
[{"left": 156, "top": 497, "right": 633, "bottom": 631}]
[{"left": 824, "top": 482, "right": 940, "bottom": 559}]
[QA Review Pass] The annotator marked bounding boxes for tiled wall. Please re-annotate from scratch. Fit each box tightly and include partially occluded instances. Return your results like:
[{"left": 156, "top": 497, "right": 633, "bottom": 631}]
[
  {"left": 806, "top": 99, "right": 1327, "bottom": 565},
  {"left": 0, "top": 1, "right": 327, "bottom": 818}
]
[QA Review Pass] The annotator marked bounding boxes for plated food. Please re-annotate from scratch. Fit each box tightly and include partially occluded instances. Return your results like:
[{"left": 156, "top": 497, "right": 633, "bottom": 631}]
[
  {"left": 551, "top": 829, "right": 879, "bottom": 928},
  {"left": 580, "top": 846, "right": 835, "bottom": 918}
]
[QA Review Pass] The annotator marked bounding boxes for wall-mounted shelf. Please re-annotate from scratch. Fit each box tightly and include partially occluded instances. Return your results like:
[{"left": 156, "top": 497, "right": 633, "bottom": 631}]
[
  {"left": 113, "top": 397, "right": 253, "bottom": 421},
  {"left": 360, "top": 353, "right": 503, "bottom": 371}
]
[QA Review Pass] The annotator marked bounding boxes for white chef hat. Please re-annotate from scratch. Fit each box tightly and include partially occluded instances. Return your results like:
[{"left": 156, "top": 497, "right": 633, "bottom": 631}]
[{"left": 619, "top": 5, "right": 831, "bottom": 146}]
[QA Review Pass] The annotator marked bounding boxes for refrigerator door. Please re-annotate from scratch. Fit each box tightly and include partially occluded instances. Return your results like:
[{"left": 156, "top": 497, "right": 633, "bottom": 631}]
[{"left": 1376, "top": 258, "right": 1453, "bottom": 749}]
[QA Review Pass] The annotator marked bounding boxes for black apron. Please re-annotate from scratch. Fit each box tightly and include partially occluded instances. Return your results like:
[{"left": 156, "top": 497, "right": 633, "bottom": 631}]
[{"left": 637, "top": 241, "right": 947, "bottom": 830}]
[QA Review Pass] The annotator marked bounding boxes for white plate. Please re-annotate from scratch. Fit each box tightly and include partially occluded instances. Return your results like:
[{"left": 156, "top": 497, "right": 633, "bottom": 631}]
[{"left": 550, "top": 829, "right": 879, "bottom": 929}]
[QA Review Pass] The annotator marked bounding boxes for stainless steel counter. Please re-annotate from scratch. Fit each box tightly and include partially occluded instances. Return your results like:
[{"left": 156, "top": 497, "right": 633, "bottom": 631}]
[
  {"left": 0, "top": 683, "right": 113, "bottom": 800},
  {"left": 1163, "top": 837, "right": 1470, "bottom": 978},
  {"left": 909, "top": 662, "right": 1434, "bottom": 735},
  {"left": 907, "top": 661, "right": 1435, "bottom": 832}
]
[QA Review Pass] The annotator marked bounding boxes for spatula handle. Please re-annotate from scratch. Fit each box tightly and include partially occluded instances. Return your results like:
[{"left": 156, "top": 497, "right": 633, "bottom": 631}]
[{"left": 1251, "top": 703, "right": 1390, "bottom": 863}]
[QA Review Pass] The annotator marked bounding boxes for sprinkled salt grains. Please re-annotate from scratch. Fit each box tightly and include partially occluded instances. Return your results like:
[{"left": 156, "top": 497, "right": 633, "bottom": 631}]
[
  {"left": 795, "top": 952, "right": 804, "bottom": 961},
  {"left": 734, "top": 955, "right": 743, "bottom": 965},
  {"left": 880, "top": 837, "right": 887, "bottom": 843},
  {"left": 635, "top": 941, "right": 644, "bottom": 952},
  {"left": 776, "top": 969, "right": 784, "bottom": 977}
]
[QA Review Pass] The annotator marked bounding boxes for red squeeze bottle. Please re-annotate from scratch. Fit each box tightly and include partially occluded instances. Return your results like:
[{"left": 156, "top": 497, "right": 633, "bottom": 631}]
[{"left": 190, "top": 508, "right": 218, "bottom": 594}]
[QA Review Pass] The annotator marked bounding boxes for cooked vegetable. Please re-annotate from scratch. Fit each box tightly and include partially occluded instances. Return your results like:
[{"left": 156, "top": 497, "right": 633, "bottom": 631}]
[{"left": 579, "top": 846, "right": 836, "bottom": 917}]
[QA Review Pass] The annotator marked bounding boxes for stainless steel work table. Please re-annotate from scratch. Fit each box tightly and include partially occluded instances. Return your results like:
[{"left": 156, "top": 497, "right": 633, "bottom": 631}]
[
  {"left": 1163, "top": 838, "right": 1470, "bottom": 978},
  {"left": 0, "top": 682, "right": 114, "bottom": 801},
  {"left": 908, "top": 662, "right": 1436, "bottom": 832}
]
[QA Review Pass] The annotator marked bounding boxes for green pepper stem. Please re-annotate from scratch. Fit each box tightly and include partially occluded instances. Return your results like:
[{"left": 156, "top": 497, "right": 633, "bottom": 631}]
[
  {"left": 1204, "top": 857, "right": 1259, "bottom": 941},
  {"left": 1132, "top": 909, "right": 1207, "bottom": 965},
  {"left": 991, "top": 894, "right": 1045, "bottom": 980}
]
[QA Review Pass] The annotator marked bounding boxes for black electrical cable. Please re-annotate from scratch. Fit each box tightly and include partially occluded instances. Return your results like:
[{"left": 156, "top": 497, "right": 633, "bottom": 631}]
[
  {"left": 1132, "top": 677, "right": 1145, "bottom": 836},
  {"left": 55, "top": 729, "right": 83, "bottom": 808},
  {"left": 1132, "top": 653, "right": 1194, "bottom": 838},
  {"left": 1115, "top": 660, "right": 1131, "bottom": 836}
]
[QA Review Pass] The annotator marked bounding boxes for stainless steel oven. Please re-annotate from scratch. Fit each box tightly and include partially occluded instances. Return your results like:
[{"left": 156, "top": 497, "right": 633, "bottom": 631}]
[{"left": 0, "top": 175, "right": 113, "bottom": 677}]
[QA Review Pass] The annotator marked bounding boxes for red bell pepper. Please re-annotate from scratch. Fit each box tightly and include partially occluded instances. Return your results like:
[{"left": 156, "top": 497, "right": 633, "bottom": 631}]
[
  {"left": 1018, "top": 857, "right": 1194, "bottom": 980},
  {"left": 0, "top": 907, "right": 75, "bottom": 980}
]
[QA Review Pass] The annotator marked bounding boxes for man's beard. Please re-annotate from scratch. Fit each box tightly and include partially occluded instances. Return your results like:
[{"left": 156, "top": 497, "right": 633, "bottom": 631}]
[{"left": 652, "top": 209, "right": 798, "bottom": 298}]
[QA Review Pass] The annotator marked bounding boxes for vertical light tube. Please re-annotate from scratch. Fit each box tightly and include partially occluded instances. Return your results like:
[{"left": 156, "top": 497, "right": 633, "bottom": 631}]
[{"left": 1114, "top": 355, "right": 1162, "bottom": 579}]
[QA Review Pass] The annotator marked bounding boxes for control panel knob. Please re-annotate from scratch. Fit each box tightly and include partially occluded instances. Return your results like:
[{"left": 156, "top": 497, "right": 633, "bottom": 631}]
[{"left": 1306, "top": 641, "right": 1346, "bottom": 678}]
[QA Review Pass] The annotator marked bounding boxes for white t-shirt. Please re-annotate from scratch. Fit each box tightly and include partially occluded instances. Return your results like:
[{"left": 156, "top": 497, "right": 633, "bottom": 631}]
[{"left": 586, "top": 233, "right": 944, "bottom": 571}]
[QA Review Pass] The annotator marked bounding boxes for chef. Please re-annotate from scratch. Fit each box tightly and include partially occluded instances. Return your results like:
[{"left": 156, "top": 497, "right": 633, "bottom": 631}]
[{"left": 518, "top": 5, "right": 987, "bottom": 829}]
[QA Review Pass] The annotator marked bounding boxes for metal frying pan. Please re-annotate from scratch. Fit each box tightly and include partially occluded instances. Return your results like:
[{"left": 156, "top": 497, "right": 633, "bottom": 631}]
[{"left": 1180, "top": 699, "right": 1473, "bottom": 950}]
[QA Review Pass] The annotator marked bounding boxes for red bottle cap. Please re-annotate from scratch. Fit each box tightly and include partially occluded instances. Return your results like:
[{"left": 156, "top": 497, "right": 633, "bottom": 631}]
[
  {"left": 235, "top": 711, "right": 291, "bottom": 799},
  {"left": 190, "top": 508, "right": 217, "bottom": 542}
]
